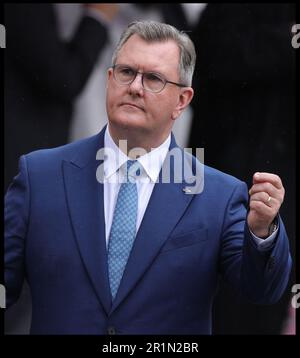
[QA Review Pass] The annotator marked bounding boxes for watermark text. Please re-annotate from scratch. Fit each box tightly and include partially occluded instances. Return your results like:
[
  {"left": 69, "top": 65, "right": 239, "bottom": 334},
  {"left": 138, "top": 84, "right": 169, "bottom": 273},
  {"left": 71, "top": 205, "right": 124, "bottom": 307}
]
[
  {"left": 291, "top": 284, "right": 300, "bottom": 309},
  {"left": 0, "top": 24, "right": 6, "bottom": 48},
  {"left": 0, "top": 284, "right": 6, "bottom": 308},
  {"left": 291, "top": 24, "right": 300, "bottom": 49}
]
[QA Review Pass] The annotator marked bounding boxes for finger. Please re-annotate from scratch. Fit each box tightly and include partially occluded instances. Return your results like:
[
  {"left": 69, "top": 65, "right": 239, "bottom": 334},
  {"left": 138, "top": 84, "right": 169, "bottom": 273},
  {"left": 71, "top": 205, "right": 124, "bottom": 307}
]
[
  {"left": 249, "top": 183, "right": 285, "bottom": 204},
  {"left": 249, "top": 191, "right": 274, "bottom": 207},
  {"left": 249, "top": 199, "right": 276, "bottom": 218},
  {"left": 249, "top": 182, "right": 278, "bottom": 197},
  {"left": 252, "top": 172, "right": 283, "bottom": 189}
]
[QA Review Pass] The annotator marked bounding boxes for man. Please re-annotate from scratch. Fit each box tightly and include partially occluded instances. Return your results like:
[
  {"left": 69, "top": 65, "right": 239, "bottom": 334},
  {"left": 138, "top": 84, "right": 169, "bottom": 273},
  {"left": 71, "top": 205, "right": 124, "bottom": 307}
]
[{"left": 5, "top": 21, "right": 291, "bottom": 335}]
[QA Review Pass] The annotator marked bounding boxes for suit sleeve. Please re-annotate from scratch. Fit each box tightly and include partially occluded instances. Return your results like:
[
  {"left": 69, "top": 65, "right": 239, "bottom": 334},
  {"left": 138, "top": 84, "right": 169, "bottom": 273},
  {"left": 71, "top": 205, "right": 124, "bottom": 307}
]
[
  {"left": 219, "top": 181, "right": 292, "bottom": 304},
  {"left": 5, "top": 156, "right": 30, "bottom": 308},
  {"left": 5, "top": 4, "right": 108, "bottom": 102}
]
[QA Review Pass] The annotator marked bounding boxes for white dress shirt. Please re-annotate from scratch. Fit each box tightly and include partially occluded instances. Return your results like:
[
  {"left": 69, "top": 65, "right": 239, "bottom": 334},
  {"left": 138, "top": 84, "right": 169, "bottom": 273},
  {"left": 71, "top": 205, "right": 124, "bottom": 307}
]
[{"left": 103, "top": 126, "right": 170, "bottom": 246}]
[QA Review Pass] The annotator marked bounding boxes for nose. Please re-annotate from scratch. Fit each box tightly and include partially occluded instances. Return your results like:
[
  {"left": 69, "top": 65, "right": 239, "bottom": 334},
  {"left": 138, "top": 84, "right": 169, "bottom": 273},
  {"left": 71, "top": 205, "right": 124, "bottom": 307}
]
[{"left": 128, "top": 72, "right": 144, "bottom": 95}]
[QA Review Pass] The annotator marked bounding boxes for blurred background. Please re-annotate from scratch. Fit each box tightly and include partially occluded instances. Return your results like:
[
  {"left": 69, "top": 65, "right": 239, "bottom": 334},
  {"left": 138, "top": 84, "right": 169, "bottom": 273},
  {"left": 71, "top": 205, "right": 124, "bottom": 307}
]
[{"left": 4, "top": 3, "right": 296, "bottom": 335}]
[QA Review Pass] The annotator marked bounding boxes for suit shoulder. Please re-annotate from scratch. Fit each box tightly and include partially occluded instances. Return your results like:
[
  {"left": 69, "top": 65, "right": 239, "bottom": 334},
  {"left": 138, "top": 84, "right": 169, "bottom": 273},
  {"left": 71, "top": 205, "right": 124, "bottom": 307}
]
[
  {"left": 183, "top": 151, "right": 246, "bottom": 196},
  {"left": 24, "top": 133, "right": 101, "bottom": 169},
  {"left": 185, "top": 150, "right": 243, "bottom": 186},
  {"left": 204, "top": 164, "right": 244, "bottom": 187},
  {"left": 202, "top": 164, "right": 248, "bottom": 202}
]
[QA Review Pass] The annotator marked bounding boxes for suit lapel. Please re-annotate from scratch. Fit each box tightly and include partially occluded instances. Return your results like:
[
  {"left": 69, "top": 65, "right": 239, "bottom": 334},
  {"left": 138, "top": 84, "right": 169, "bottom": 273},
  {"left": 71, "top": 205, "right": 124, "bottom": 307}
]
[
  {"left": 111, "top": 138, "right": 201, "bottom": 313},
  {"left": 63, "top": 129, "right": 112, "bottom": 315}
]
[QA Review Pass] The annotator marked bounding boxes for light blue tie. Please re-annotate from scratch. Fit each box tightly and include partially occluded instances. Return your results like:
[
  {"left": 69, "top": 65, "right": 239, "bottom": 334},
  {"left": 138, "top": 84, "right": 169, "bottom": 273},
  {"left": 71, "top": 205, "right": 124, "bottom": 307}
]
[{"left": 107, "top": 160, "right": 140, "bottom": 300}]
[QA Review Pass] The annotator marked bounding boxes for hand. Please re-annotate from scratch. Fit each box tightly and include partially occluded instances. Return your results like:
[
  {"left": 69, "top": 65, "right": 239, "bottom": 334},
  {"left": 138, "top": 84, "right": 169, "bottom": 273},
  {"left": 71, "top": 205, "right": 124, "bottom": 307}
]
[
  {"left": 84, "top": 4, "right": 119, "bottom": 22},
  {"left": 247, "top": 172, "right": 285, "bottom": 238}
]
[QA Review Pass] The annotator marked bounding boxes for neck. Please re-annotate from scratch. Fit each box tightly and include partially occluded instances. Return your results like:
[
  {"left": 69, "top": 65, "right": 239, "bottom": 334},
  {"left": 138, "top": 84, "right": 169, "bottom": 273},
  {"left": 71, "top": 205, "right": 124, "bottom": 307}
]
[{"left": 108, "top": 124, "right": 170, "bottom": 158}]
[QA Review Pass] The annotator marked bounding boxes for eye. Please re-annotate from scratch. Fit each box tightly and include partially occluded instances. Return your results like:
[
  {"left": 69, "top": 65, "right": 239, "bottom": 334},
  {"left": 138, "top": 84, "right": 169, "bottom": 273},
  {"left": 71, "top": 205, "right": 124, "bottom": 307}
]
[
  {"left": 119, "top": 66, "right": 135, "bottom": 77},
  {"left": 144, "top": 73, "right": 164, "bottom": 83}
]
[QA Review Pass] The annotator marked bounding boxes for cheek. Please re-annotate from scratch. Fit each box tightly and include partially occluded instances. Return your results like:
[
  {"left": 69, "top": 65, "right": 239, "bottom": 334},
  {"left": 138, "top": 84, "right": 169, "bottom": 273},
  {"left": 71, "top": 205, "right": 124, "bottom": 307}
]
[
  {"left": 106, "top": 86, "right": 118, "bottom": 111},
  {"left": 105, "top": 94, "right": 112, "bottom": 116},
  {"left": 152, "top": 97, "right": 176, "bottom": 118}
]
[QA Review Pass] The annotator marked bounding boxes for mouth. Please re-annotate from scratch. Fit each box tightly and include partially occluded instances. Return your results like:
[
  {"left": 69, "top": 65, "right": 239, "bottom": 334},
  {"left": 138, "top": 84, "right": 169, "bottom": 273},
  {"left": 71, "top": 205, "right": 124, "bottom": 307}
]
[{"left": 121, "top": 103, "right": 145, "bottom": 111}]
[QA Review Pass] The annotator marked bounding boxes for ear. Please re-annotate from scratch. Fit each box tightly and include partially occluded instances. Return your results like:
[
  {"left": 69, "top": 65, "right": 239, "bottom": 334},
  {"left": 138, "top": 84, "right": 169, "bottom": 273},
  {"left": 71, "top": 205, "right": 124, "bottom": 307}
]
[
  {"left": 107, "top": 68, "right": 113, "bottom": 80},
  {"left": 171, "top": 87, "right": 194, "bottom": 121},
  {"left": 106, "top": 68, "right": 113, "bottom": 88}
]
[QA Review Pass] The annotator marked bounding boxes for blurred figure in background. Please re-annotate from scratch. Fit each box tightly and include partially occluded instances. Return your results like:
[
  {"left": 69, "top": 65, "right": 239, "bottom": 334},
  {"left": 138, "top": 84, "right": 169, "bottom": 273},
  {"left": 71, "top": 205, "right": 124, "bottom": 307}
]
[
  {"left": 4, "top": 3, "right": 119, "bottom": 191},
  {"left": 188, "top": 3, "right": 295, "bottom": 334}
]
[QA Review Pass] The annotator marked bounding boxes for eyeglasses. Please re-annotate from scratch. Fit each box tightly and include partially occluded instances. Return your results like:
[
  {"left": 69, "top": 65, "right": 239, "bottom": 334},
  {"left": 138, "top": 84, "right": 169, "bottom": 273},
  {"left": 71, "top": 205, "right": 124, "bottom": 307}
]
[{"left": 111, "top": 64, "right": 187, "bottom": 93}]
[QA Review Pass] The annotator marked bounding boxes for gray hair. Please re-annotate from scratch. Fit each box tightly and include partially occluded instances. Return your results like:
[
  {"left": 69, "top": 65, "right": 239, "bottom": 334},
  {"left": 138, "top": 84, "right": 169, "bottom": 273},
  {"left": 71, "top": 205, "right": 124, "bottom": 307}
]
[{"left": 111, "top": 20, "right": 196, "bottom": 86}]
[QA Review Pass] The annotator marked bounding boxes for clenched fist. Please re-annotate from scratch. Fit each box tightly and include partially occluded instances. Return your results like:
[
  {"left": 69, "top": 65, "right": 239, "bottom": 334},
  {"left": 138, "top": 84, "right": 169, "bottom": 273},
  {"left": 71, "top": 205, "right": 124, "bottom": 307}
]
[{"left": 248, "top": 172, "right": 285, "bottom": 238}]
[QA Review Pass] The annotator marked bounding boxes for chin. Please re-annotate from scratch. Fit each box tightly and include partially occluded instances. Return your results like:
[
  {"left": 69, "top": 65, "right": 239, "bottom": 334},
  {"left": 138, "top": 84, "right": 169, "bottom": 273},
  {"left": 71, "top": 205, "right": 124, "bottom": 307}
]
[{"left": 111, "top": 114, "right": 147, "bottom": 130}]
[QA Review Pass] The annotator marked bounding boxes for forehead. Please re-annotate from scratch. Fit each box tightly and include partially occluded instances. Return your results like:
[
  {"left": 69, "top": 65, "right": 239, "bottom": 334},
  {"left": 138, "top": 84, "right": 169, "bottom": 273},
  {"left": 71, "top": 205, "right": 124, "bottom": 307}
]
[{"left": 116, "top": 34, "right": 180, "bottom": 73}]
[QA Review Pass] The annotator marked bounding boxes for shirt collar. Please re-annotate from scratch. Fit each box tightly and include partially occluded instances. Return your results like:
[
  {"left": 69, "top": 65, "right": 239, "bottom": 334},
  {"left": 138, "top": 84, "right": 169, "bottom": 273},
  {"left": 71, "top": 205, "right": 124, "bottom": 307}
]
[{"left": 104, "top": 125, "right": 171, "bottom": 183}]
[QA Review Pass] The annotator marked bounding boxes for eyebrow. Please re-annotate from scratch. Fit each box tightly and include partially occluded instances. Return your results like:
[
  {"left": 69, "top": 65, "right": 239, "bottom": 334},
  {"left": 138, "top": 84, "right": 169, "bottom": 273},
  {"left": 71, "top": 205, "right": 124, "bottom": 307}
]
[{"left": 119, "top": 63, "right": 166, "bottom": 77}]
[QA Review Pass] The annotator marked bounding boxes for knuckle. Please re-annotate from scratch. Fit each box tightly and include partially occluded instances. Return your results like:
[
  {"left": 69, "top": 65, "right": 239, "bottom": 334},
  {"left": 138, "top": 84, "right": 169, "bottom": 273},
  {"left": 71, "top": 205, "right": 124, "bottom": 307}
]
[
  {"left": 249, "top": 201, "right": 256, "bottom": 209},
  {"left": 251, "top": 200, "right": 261, "bottom": 210},
  {"left": 266, "top": 182, "right": 273, "bottom": 192}
]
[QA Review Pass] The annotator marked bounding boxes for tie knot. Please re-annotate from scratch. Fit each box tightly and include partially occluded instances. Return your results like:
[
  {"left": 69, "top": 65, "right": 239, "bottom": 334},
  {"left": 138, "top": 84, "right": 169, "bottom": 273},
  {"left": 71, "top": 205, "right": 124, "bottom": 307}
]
[
  {"left": 126, "top": 160, "right": 141, "bottom": 181},
  {"left": 127, "top": 160, "right": 137, "bottom": 170}
]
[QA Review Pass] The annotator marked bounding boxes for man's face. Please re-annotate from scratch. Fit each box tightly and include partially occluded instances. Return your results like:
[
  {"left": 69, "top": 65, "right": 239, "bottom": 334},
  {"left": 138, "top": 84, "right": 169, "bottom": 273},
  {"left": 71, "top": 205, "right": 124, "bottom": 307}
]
[{"left": 106, "top": 34, "right": 192, "bottom": 139}]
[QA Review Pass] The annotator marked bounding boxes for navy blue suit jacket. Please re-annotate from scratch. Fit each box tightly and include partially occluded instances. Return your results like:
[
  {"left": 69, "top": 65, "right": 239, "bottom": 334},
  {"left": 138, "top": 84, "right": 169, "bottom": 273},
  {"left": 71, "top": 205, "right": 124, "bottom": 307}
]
[{"left": 5, "top": 126, "right": 292, "bottom": 334}]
